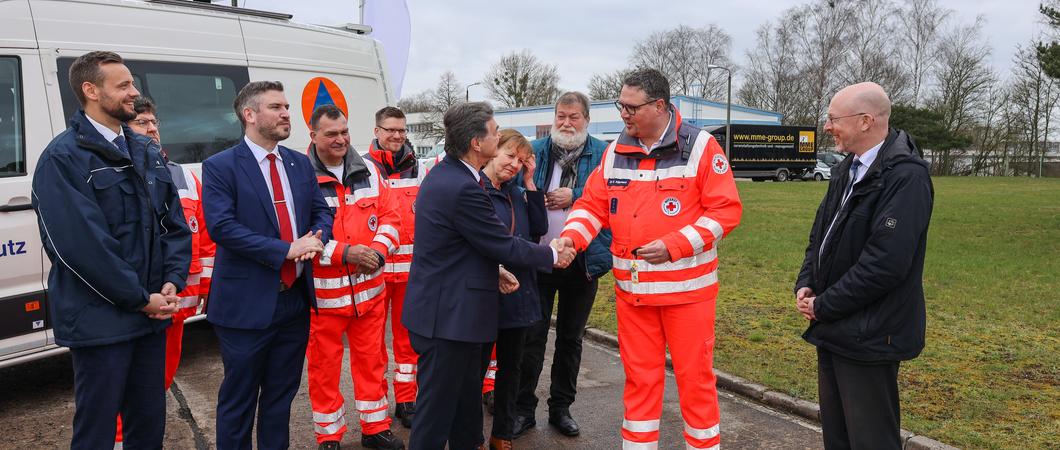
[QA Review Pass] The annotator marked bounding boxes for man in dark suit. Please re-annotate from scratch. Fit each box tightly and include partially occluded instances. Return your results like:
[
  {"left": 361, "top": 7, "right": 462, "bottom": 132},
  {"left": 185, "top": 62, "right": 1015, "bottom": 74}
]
[
  {"left": 202, "top": 81, "right": 333, "bottom": 450},
  {"left": 795, "top": 82, "right": 933, "bottom": 450},
  {"left": 401, "top": 102, "right": 574, "bottom": 450}
]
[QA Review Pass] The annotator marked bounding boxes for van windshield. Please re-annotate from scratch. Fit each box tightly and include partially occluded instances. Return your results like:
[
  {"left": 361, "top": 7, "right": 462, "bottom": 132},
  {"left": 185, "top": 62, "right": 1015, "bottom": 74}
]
[{"left": 57, "top": 58, "right": 250, "bottom": 164}]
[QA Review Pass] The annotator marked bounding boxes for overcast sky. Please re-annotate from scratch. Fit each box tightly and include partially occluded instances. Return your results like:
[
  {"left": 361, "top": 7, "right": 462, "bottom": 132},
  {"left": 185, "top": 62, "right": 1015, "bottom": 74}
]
[{"left": 242, "top": 0, "right": 1043, "bottom": 100}]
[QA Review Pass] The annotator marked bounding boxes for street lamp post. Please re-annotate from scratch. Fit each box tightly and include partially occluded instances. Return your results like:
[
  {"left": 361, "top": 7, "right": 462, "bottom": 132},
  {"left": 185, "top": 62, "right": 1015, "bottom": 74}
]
[
  {"left": 706, "top": 64, "right": 732, "bottom": 160},
  {"left": 466, "top": 82, "right": 482, "bottom": 102}
]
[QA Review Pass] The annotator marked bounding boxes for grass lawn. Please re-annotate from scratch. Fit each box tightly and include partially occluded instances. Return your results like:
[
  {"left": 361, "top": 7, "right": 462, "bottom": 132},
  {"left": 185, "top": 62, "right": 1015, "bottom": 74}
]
[{"left": 586, "top": 177, "right": 1059, "bottom": 449}]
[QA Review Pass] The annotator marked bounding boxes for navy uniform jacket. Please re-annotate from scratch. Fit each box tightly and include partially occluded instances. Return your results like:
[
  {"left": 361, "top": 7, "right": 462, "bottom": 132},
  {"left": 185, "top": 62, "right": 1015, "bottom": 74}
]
[
  {"left": 201, "top": 141, "right": 333, "bottom": 330},
  {"left": 32, "top": 110, "right": 191, "bottom": 348},
  {"left": 402, "top": 155, "right": 553, "bottom": 343},
  {"left": 484, "top": 177, "right": 548, "bottom": 329}
]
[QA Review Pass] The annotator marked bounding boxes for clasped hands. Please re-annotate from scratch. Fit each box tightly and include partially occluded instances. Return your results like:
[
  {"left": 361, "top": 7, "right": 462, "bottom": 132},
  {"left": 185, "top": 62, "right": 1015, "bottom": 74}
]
[
  {"left": 795, "top": 287, "right": 817, "bottom": 321},
  {"left": 142, "top": 281, "right": 180, "bottom": 320},
  {"left": 550, "top": 237, "right": 576, "bottom": 269},
  {"left": 288, "top": 230, "right": 325, "bottom": 262}
]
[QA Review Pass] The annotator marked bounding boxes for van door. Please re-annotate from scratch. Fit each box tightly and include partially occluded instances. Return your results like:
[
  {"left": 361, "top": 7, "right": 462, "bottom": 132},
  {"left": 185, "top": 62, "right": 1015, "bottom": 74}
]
[{"left": 0, "top": 50, "right": 50, "bottom": 362}]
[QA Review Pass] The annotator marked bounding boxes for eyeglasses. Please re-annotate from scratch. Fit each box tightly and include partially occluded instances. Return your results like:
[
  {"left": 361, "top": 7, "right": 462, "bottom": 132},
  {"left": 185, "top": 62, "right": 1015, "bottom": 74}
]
[
  {"left": 131, "top": 118, "right": 160, "bottom": 127},
  {"left": 614, "top": 99, "right": 658, "bottom": 116},
  {"left": 377, "top": 126, "right": 407, "bottom": 136},
  {"left": 824, "top": 113, "right": 867, "bottom": 125}
]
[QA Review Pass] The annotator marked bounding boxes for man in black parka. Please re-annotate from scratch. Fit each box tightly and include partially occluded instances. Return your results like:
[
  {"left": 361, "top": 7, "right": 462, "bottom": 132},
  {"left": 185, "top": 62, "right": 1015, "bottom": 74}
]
[{"left": 795, "top": 82, "right": 933, "bottom": 450}]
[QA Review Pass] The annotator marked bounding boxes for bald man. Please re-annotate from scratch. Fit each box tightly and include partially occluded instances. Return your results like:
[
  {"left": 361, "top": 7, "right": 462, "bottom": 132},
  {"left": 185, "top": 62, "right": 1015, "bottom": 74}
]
[{"left": 794, "top": 82, "right": 933, "bottom": 449}]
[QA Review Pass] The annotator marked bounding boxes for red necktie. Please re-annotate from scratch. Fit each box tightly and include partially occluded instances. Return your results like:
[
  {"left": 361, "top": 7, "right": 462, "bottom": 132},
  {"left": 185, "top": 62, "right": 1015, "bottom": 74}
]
[{"left": 266, "top": 153, "right": 297, "bottom": 288}]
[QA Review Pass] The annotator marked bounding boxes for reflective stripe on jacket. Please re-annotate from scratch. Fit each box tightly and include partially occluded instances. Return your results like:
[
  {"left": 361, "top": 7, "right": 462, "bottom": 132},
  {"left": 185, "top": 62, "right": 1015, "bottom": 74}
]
[
  {"left": 561, "top": 108, "right": 742, "bottom": 306},
  {"left": 311, "top": 146, "right": 401, "bottom": 316}
]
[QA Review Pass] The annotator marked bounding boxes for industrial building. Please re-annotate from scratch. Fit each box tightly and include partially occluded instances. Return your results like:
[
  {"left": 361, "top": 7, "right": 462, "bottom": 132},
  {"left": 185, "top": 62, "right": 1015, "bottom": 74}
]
[{"left": 405, "top": 95, "right": 784, "bottom": 157}]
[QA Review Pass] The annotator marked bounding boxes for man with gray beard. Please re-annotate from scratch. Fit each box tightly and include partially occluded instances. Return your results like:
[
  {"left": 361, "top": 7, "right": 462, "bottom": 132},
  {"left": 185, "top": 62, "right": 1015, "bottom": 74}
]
[{"left": 513, "top": 91, "right": 613, "bottom": 438}]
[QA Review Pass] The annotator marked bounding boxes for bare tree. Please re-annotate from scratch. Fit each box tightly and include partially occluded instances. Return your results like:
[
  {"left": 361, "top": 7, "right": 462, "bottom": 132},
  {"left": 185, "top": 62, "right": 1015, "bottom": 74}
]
[
  {"left": 483, "top": 50, "right": 561, "bottom": 108},
  {"left": 587, "top": 68, "right": 633, "bottom": 100},
  {"left": 789, "top": 0, "right": 857, "bottom": 130},
  {"left": 738, "top": 18, "right": 815, "bottom": 125},
  {"left": 629, "top": 24, "right": 733, "bottom": 101},
  {"left": 433, "top": 70, "right": 465, "bottom": 113},
  {"left": 897, "top": 0, "right": 951, "bottom": 106},
  {"left": 396, "top": 90, "right": 434, "bottom": 113},
  {"left": 928, "top": 18, "right": 996, "bottom": 135},
  {"left": 402, "top": 71, "right": 467, "bottom": 145},
  {"left": 1009, "top": 43, "right": 1060, "bottom": 176},
  {"left": 839, "top": 0, "right": 911, "bottom": 103},
  {"left": 925, "top": 18, "right": 996, "bottom": 174}
]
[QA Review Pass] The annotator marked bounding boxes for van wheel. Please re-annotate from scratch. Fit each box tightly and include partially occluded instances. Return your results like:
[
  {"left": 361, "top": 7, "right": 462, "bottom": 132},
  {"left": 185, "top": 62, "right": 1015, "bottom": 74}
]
[
  {"left": 775, "top": 170, "right": 789, "bottom": 182},
  {"left": 814, "top": 173, "right": 824, "bottom": 181}
]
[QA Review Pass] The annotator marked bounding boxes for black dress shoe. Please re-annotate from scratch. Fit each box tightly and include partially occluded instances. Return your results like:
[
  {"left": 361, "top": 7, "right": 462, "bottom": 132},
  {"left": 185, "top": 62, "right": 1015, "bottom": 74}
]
[
  {"left": 511, "top": 414, "right": 536, "bottom": 438},
  {"left": 361, "top": 429, "right": 405, "bottom": 450},
  {"left": 482, "top": 391, "right": 496, "bottom": 416},
  {"left": 394, "top": 401, "right": 416, "bottom": 429},
  {"left": 318, "top": 440, "right": 340, "bottom": 450},
  {"left": 548, "top": 410, "right": 580, "bottom": 436}
]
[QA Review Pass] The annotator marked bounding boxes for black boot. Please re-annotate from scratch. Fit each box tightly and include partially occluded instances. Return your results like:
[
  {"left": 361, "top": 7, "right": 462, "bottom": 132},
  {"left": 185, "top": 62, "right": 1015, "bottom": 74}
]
[
  {"left": 361, "top": 429, "right": 405, "bottom": 450},
  {"left": 548, "top": 409, "right": 580, "bottom": 437},
  {"left": 512, "top": 414, "right": 536, "bottom": 438},
  {"left": 394, "top": 401, "right": 416, "bottom": 429}
]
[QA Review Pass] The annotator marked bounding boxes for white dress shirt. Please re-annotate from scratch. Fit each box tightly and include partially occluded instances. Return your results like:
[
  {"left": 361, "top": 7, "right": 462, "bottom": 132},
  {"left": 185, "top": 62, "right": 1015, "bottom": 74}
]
[
  {"left": 85, "top": 113, "right": 125, "bottom": 152},
  {"left": 639, "top": 112, "right": 673, "bottom": 152},
  {"left": 245, "top": 136, "right": 303, "bottom": 276},
  {"left": 850, "top": 139, "right": 884, "bottom": 186}
]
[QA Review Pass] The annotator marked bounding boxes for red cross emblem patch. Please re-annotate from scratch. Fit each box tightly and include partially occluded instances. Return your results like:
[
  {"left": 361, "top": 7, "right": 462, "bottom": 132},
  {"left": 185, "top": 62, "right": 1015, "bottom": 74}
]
[
  {"left": 712, "top": 154, "right": 729, "bottom": 174},
  {"left": 368, "top": 215, "right": 378, "bottom": 232},
  {"left": 188, "top": 216, "right": 199, "bottom": 233},
  {"left": 661, "top": 197, "right": 681, "bottom": 216}
]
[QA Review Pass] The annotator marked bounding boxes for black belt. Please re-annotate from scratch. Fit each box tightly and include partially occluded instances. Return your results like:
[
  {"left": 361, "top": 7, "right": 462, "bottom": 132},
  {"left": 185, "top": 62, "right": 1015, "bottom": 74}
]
[{"left": 279, "top": 277, "right": 303, "bottom": 292}]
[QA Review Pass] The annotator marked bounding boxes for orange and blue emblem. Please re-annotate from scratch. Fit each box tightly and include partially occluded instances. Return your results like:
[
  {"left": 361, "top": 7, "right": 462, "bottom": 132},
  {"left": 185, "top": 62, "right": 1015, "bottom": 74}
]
[{"left": 301, "top": 77, "right": 349, "bottom": 128}]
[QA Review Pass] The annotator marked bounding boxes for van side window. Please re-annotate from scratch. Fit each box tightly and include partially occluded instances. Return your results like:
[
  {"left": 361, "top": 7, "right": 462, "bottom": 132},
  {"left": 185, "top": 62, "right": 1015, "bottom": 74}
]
[
  {"left": 0, "top": 57, "right": 25, "bottom": 177},
  {"left": 57, "top": 59, "right": 250, "bottom": 164}
]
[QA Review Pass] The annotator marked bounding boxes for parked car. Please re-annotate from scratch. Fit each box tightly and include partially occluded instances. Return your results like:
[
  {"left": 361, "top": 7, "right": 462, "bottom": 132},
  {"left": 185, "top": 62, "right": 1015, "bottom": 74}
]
[
  {"left": 817, "top": 150, "right": 845, "bottom": 167},
  {"left": 803, "top": 161, "right": 832, "bottom": 181}
]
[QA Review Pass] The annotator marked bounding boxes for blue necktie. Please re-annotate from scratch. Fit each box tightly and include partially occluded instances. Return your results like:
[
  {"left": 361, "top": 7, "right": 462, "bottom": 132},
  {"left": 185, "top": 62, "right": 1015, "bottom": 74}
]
[
  {"left": 841, "top": 159, "right": 862, "bottom": 207},
  {"left": 113, "top": 135, "right": 130, "bottom": 157},
  {"left": 819, "top": 159, "right": 863, "bottom": 263}
]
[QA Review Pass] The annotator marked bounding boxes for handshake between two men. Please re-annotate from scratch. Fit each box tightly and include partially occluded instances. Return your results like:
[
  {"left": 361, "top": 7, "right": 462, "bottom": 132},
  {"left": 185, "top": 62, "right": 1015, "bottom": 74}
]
[{"left": 498, "top": 237, "right": 578, "bottom": 295}]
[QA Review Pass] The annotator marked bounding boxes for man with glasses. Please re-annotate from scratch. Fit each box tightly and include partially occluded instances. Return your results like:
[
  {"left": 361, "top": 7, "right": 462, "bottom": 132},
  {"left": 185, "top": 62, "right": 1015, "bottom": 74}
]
[
  {"left": 795, "top": 82, "right": 932, "bottom": 449},
  {"left": 553, "top": 68, "right": 742, "bottom": 449},
  {"left": 513, "top": 91, "right": 612, "bottom": 439},
  {"left": 364, "top": 106, "right": 424, "bottom": 430}
]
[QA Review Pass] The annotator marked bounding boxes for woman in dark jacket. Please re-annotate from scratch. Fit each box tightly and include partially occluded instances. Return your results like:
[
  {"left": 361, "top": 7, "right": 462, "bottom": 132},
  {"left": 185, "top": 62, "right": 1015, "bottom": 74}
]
[{"left": 480, "top": 129, "right": 548, "bottom": 449}]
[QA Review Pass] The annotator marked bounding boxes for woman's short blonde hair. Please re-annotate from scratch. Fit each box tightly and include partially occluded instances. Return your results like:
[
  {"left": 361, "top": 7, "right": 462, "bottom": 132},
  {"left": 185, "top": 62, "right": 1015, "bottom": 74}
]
[{"left": 498, "top": 129, "right": 532, "bottom": 157}]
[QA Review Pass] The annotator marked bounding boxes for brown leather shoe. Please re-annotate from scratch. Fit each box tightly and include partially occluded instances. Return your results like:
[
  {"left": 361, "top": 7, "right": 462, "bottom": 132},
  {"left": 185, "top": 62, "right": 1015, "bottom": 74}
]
[{"left": 488, "top": 436, "right": 513, "bottom": 450}]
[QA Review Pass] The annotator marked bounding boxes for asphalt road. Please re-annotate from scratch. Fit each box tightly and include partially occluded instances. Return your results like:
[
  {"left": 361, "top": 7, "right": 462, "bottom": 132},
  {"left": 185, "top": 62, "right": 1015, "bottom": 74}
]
[{"left": 0, "top": 321, "right": 823, "bottom": 449}]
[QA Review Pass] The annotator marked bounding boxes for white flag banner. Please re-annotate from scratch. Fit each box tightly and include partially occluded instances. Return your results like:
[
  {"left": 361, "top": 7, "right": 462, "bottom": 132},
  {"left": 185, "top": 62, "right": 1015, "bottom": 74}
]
[{"left": 363, "top": 0, "right": 411, "bottom": 99}]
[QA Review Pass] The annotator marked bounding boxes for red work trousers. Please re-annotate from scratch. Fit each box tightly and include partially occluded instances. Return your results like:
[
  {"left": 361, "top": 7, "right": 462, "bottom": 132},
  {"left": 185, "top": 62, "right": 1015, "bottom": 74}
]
[
  {"left": 307, "top": 306, "right": 391, "bottom": 443},
  {"left": 617, "top": 299, "right": 720, "bottom": 449},
  {"left": 380, "top": 281, "right": 418, "bottom": 403}
]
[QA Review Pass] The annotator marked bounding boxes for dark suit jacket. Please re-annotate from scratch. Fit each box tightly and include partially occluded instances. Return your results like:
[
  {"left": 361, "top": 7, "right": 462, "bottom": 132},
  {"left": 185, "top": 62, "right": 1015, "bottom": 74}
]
[
  {"left": 402, "top": 155, "right": 553, "bottom": 343},
  {"left": 202, "top": 140, "right": 332, "bottom": 330}
]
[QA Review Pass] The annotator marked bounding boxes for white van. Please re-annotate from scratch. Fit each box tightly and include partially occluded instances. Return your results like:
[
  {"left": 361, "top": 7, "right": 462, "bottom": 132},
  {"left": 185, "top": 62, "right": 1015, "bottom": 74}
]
[{"left": 0, "top": 0, "right": 393, "bottom": 368}]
